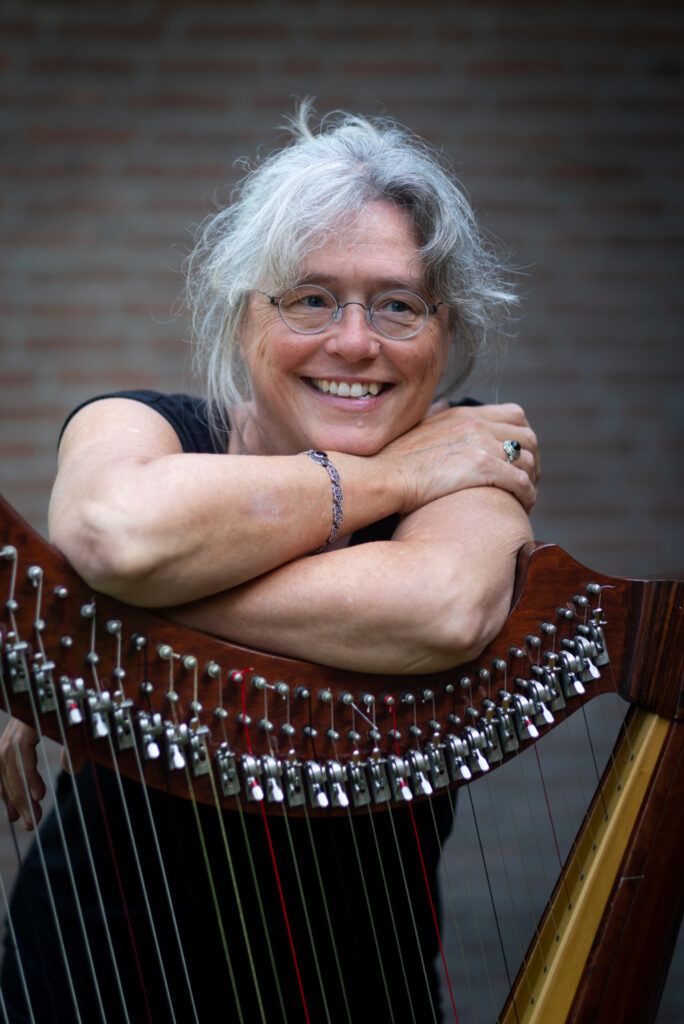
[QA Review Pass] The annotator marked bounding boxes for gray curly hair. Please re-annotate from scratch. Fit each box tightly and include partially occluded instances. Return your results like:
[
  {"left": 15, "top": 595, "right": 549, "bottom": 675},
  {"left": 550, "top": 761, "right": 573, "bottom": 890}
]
[{"left": 185, "top": 102, "right": 517, "bottom": 441}]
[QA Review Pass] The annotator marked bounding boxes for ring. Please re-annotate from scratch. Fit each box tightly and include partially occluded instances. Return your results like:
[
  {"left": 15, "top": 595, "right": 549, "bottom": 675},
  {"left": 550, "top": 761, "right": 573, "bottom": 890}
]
[{"left": 503, "top": 440, "right": 522, "bottom": 463}]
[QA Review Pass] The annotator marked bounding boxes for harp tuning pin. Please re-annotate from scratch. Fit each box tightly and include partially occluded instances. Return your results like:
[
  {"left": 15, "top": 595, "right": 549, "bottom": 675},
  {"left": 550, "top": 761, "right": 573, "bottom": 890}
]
[
  {"left": 81, "top": 603, "right": 96, "bottom": 619},
  {"left": 361, "top": 692, "right": 376, "bottom": 707},
  {"left": 1, "top": 545, "right": 17, "bottom": 560},
  {"left": 526, "top": 635, "right": 541, "bottom": 648},
  {"left": 586, "top": 583, "right": 602, "bottom": 596},
  {"left": 399, "top": 781, "right": 413, "bottom": 802},
  {"left": 338, "top": 691, "right": 354, "bottom": 706},
  {"left": 318, "top": 688, "right": 333, "bottom": 704},
  {"left": 205, "top": 661, "right": 221, "bottom": 678},
  {"left": 508, "top": 647, "right": 524, "bottom": 659},
  {"left": 491, "top": 658, "right": 507, "bottom": 672},
  {"left": 540, "top": 702, "right": 555, "bottom": 725},
  {"left": 241, "top": 755, "right": 264, "bottom": 802},
  {"left": 182, "top": 655, "right": 198, "bottom": 671},
  {"left": 275, "top": 681, "right": 290, "bottom": 697},
  {"left": 27, "top": 565, "right": 43, "bottom": 583},
  {"left": 420, "top": 687, "right": 434, "bottom": 701},
  {"left": 476, "top": 668, "right": 490, "bottom": 682},
  {"left": 523, "top": 716, "right": 539, "bottom": 739},
  {"left": 261, "top": 756, "right": 284, "bottom": 803},
  {"left": 540, "top": 622, "right": 556, "bottom": 635},
  {"left": 251, "top": 674, "right": 267, "bottom": 690},
  {"left": 573, "top": 595, "right": 589, "bottom": 608},
  {"left": 295, "top": 686, "right": 310, "bottom": 700},
  {"left": 54, "top": 585, "right": 69, "bottom": 599},
  {"left": 106, "top": 619, "right": 122, "bottom": 634}
]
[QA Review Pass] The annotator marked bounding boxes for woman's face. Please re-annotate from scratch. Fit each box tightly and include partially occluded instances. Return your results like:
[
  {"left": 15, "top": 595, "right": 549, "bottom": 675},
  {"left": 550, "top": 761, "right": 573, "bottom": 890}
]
[{"left": 237, "top": 201, "right": 451, "bottom": 457}]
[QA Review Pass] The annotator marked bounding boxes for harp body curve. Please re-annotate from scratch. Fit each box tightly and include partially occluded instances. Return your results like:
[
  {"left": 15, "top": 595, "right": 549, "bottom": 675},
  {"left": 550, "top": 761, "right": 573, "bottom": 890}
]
[{"left": 0, "top": 492, "right": 682, "bottom": 1023}]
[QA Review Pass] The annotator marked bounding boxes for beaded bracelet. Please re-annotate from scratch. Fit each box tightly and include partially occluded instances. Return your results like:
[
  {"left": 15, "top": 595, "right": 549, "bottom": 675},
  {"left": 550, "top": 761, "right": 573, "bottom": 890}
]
[{"left": 302, "top": 449, "right": 344, "bottom": 552}]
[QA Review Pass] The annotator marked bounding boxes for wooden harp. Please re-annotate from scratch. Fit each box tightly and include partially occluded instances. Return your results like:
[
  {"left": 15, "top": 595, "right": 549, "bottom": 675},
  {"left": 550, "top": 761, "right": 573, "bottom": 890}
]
[{"left": 0, "top": 492, "right": 681, "bottom": 1023}]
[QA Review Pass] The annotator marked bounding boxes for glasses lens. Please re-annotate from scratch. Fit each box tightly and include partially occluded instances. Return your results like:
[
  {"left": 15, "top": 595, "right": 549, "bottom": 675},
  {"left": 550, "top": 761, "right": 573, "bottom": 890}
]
[
  {"left": 370, "top": 290, "right": 429, "bottom": 339},
  {"left": 278, "top": 285, "right": 337, "bottom": 334}
]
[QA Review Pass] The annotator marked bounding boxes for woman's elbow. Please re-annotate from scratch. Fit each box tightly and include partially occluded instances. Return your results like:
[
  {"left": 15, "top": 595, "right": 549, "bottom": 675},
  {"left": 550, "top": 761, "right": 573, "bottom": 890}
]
[
  {"left": 418, "top": 592, "right": 512, "bottom": 673},
  {"left": 49, "top": 498, "right": 151, "bottom": 601}
]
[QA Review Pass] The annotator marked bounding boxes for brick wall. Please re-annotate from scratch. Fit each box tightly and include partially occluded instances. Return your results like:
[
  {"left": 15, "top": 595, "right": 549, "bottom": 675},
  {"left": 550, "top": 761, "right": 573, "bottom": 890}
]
[
  {"left": 0, "top": 2, "right": 682, "bottom": 1015},
  {"left": 2, "top": 0, "right": 682, "bottom": 579}
]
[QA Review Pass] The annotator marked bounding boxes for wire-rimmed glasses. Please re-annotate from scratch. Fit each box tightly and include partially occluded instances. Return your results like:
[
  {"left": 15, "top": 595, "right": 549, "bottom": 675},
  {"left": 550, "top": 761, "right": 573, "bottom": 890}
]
[{"left": 261, "top": 284, "right": 442, "bottom": 340}]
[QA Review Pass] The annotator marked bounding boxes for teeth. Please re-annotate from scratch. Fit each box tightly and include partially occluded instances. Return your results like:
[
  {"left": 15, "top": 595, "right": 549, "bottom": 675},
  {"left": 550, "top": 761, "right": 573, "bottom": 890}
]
[{"left": 311, "top": 378, "right": 384, "bottom": 399}]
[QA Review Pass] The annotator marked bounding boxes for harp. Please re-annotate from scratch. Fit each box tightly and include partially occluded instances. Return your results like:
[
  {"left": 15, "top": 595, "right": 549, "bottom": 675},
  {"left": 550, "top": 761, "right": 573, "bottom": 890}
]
[{"left": 0, "top": 491, "right": 681, "bottom": 1024}]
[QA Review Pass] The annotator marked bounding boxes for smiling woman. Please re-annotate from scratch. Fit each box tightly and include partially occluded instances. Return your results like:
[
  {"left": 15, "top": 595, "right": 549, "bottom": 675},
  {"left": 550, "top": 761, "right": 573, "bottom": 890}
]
[{"left": 0, "top": 104, "right": 540, "bottom": 1023}]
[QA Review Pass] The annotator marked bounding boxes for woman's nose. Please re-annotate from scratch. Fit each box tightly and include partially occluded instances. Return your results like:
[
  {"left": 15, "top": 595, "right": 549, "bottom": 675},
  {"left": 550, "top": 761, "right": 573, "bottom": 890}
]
[{"left": 323, "top": 303, "right": 381, "bottom": 360}]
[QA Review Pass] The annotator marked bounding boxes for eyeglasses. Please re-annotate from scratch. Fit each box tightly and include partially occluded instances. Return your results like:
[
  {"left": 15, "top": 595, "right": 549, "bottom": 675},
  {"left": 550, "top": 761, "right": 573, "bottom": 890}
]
[{"left": 261, "top": 284, "right": 442, "bottom": 340}]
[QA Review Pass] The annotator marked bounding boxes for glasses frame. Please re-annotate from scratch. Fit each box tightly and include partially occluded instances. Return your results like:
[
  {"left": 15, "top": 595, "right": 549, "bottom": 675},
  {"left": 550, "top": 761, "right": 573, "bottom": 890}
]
[{"left": 259, "top": 284, "right": 443, "bottom": 341}]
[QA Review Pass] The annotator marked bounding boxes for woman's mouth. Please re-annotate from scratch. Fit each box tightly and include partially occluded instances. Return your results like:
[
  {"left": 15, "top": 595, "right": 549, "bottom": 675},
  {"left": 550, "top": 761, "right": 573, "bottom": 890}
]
[{"left": 308, "top": 378, "right": 387, "bottom": 398}]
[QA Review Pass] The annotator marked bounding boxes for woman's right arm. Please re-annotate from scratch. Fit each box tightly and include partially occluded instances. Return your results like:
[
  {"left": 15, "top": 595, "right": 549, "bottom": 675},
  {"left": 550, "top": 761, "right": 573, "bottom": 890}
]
[{"left": 47, "top": 397, "right": 537, "bottom": 607}]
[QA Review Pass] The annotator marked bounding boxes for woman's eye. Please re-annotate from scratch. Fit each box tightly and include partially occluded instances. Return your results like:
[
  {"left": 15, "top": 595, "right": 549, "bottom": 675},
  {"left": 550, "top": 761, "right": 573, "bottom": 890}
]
[
  {"left": 377, "top": 295, "right": 419, "bottom": 316},
  {"left": 301, "top": 293, "right": 327, "bottom": 308}
]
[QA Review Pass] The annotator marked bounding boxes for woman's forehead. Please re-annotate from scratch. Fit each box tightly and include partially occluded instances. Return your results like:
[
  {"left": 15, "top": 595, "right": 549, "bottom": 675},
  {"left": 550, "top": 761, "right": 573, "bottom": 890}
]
[{"left": 295, "top": 201, "right": 426, "bottom": 288}]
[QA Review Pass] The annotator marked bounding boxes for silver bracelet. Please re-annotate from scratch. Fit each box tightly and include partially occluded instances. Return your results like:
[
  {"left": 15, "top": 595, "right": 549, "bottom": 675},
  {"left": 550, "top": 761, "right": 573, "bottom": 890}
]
[{"left": 302, "top": 449, "right": 343, "bottom": 552}]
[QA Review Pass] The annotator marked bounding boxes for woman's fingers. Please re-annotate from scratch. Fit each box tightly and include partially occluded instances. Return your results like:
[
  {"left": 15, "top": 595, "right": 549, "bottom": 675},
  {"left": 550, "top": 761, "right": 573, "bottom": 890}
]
[
  {"left": 380, "top": 404, "right": 540, "bottom": 513},
  {"left": 0, "top": 720, "right": 46, "bottom": 830}
]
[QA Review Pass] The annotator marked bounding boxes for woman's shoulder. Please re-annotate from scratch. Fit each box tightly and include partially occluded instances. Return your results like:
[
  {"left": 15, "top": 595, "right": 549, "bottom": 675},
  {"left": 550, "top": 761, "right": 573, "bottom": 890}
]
[{"left": 61, "top": 389, "right": 219, "bottom": 454}]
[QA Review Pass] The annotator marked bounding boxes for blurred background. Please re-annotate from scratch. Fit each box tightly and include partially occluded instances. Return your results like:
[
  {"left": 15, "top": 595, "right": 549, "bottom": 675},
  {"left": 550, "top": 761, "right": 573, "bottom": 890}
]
[{"left": 0, "top": 0, "right": 682, "bottom": 1018}]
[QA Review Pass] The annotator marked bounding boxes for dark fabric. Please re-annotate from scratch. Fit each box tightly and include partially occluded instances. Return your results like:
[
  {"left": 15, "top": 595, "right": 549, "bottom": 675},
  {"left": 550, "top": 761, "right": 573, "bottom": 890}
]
[
  {"left": 59, "top": 389, "right": 216, "bottom": 454},
  {"left": 2, "top": 390, "right": 457, "bottom": 1023}
]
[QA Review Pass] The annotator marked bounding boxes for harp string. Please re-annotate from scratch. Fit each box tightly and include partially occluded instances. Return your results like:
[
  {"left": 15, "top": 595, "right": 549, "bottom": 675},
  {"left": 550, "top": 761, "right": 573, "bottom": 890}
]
[
  {"left": 239, "top": 679, "right": 314, "bottom": 1024},
  {"left": 388, "top": 703, "right": 444, "bottom": 1022},
  {"left": 81, "top": 614, "right": 186, "bottom": 1023},
  {"left": 162, "top": 644, "right": 246, "bottom": 1022},
  {"left": 340, "top": 807, "right": 396, "bottom": 1021},
  {"left": 1, "top": 574, "right": 107, "bottom": 1023}
]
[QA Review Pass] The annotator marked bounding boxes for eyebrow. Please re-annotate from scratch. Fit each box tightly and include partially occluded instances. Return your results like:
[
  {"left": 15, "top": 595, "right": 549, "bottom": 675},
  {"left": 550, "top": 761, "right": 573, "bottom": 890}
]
[{"left": 295, "top": 272, "right": 429, "bottom": 296}]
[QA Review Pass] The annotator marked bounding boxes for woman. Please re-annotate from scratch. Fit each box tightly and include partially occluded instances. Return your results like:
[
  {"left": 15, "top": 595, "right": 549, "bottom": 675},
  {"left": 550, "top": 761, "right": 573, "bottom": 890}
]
[{"left": 0, "top": 107, "right": 538, "bottom": 1023}]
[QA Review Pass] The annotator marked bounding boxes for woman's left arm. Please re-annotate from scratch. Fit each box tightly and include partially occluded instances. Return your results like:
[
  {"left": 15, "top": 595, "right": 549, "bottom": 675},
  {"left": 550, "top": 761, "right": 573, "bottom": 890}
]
[{"left": 168, "top": 485, "right": 532, "bottom": 674}]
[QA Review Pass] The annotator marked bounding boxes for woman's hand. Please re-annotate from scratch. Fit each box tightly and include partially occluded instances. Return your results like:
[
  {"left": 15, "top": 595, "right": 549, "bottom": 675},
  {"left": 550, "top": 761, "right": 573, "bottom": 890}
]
[
  {"left": 374, "top": 402, "right": 539, "bottom": 515},
  {"left": 0, "top": 719, "right": 45, "bottom": 829},
  {"left": 0, "top": 718, "right": 85, "bottom": 829}
]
